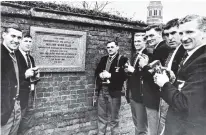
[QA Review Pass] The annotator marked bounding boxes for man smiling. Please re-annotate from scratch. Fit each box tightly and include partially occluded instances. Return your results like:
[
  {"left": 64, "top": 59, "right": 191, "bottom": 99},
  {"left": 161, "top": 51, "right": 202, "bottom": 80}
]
[
  {"left": 1, "top": 27, "right": 22, "bottom": 135},
  {"left": 154, "top": 15, "right": 206, "bottom": 135}
]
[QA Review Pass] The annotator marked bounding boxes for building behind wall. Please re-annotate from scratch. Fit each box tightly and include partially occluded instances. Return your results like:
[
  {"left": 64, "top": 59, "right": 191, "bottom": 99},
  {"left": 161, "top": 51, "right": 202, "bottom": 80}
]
[{"left": 147, "top": 1, "right": 163, "bottom": 25}]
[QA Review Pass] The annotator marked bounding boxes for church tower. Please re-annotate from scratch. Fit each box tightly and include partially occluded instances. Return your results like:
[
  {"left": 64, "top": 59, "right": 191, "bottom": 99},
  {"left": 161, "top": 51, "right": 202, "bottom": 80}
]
[{"left": 147, "top": 1, "right": 163, "bottom": 25}]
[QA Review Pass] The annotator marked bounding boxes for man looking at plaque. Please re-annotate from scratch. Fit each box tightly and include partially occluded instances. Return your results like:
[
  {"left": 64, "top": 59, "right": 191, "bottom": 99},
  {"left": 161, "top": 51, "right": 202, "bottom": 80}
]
[
  {"left": 95, "top": 40, "right": 128, "bottom": 135},
  {"left": 16, "top": 34, "right": 40, "bottom": 134},
  {"left": 154, "top": 15, "right": 206, "bottom": 135},
  {"left": 1, "top": 27, "right": 22, "bottom": 135}
]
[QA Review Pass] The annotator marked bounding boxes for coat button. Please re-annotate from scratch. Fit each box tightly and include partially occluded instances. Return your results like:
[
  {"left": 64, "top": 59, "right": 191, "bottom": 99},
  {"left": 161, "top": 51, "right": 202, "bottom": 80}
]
[
  {"left": 15, "top": 85, "right": 17, "bottom": 88},
  {"left": 13, "top": 97, "right": 16, "bottom": 100},
  {"left": 28, "top": 86, "right": 31, "bottom": 88}
]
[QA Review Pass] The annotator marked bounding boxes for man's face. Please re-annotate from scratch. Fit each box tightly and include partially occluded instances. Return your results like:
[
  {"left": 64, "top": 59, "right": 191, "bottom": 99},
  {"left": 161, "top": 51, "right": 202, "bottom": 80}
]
[
  {"left": 163, "top": 26, "right": 181, "bottom": 48},
  {"left": 20, "top": 37, "right": 32, "bottom": 52},
  {"left": 2, "top": 28, "right": 22, "bottom": 51},
  {"left": 179, "top": 20, "right": 205, "bottom": 51},
  {"left": 134, "top": 36, "right": 145, "bottom": 51},
  {"left": 106, "top": 42, "right": 119, "bottom": 56},
  {"left": 145, "top": 28, "right": 162, "bottom": 47}
]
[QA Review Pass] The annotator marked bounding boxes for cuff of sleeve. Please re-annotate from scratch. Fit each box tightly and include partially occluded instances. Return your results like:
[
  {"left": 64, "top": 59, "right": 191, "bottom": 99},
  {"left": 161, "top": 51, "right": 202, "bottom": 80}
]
[{"left": 162, "top": 82, "right": 171, "bottom": 91}]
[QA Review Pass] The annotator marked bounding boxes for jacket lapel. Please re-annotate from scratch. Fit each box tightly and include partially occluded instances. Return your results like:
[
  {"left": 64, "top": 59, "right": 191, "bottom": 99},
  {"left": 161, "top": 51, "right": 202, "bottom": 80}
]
[{"left": 180, "top": 45, "right": 206, "bottom": 72}]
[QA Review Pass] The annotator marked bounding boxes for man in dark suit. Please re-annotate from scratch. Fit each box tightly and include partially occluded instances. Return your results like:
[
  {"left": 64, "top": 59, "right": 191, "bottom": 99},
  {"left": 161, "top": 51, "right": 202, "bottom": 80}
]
[
  {"left": 154, "top": 15, "right": 206, "bottom": 135},
  {"left": 144, "top": 25, "right": 172, "bottom": 66},
  {"left": 131, "top": 25, "right": 171, "bottom": 135},
  {"left": 158, "top": 18, "right": 184, "bottom": 135},
  {"left": 1, "top": 27, "right": 22, "bottom": 135},
  {"left": 95, "top": 41, "right": 128, "bottom": 135},
  {"left": 125, "top": 32, "right": 153, "bottom": 135},
  {"left": 16, "top": 34, "right": 39, "bottom": 113},
  {"left": 16, "top": 34, "right": 40, "bottom": 134}
]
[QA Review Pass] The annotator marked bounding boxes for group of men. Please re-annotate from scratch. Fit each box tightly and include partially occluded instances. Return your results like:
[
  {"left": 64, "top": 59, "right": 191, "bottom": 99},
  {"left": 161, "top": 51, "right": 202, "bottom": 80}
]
[
  {"left": 95, "top": 14, "right": 206, "bottom": 135},
  {"left": 1, "top": 14, "right": 206, "bottom": 135},
  {"left": 1, "top": 27, "right": 39, "bottom": 135}
]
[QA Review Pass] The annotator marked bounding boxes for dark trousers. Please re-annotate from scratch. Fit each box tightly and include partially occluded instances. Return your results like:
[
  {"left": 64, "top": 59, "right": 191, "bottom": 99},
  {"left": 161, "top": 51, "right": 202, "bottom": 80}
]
[
  {"left": 97, "top": 86, "right": 121, "bottom": 135},
  {"left": 1, "top": 100, "right": 21, "bottom": 135},
  {"left": 130, "top": 99, "right": 160, "bottom": 135}
]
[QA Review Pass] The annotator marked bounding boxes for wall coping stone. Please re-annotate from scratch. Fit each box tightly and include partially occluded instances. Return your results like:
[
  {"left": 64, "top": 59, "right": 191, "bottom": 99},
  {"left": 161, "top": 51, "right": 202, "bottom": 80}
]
[{"left": 1, "top": 2, "right": 147, "bottom": 31}]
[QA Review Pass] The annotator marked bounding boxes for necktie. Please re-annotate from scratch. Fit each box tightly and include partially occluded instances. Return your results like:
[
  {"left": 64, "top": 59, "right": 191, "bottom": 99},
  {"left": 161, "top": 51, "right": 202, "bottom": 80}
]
[
  {"left": 26, "top": 54, "right": 31, "bottom": 68},
  {"left": 133, "top": 53, "right": 139, "bottom": 67},
  {"left": 165, "top": 50, "right": 175, "bottom": 67},
  {"left": 9, "top": 52, "right": 16, "bottom": 61},
  {"left": 177, "top": 52, "right": 188, "bottom": 72}
]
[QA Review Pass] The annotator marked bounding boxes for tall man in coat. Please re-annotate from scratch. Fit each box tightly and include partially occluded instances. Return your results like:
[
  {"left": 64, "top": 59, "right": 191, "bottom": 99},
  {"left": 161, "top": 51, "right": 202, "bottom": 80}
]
[
  {"left": 159, "top": 18, "right": 184, "bottom": 135},
  {"left": 125, "top": 33, "right": 153, "bottom": 135},
  {"left": 16, "top": 34, "right": 40, "bottom": 134},
  {"left": 133, "top": 25, "right": 171, "bottom": 135},
  {"left": 95, "top": 41, "right": 128, "bottom": 135},
  {"left": 1, "top": 27, "right": 22, "bottom": 135},
  {"left": 154, "top": 15, "right": 206, "bottom": 135},
  {"left": 16, "top": 34, "right": 39, "bottom": 113}
]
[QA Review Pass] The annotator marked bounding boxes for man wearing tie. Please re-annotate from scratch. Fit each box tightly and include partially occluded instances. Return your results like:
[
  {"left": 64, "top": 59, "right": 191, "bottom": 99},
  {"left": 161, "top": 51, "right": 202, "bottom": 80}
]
[
  {"left": 154, "top": 15, "right": 206, "bottom": 135},
  {"left": 1, "top": 27, "right": 22, "bottom": 135},
  {"left": 16, "top": 34, "right": 39, "bottom": 134},
  {"left": 125, "top": 32, "right": 152, "bottom": 135},
  {"left": 95, "top": 41, "right": 128, "bottom": 135}
]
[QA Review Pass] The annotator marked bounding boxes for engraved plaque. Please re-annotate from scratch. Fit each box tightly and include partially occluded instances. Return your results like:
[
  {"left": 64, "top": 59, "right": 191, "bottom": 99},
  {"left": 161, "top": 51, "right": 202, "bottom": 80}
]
[{"left": 30, "top": 27, "right": 86, "bottom": 72}]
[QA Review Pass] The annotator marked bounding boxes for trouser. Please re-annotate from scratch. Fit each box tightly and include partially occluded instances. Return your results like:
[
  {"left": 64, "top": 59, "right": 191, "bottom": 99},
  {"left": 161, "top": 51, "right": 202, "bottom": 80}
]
[
  {"left": 17, "top": 107, "right": 27, "bottom": 135},
  {"left": 1, "top": 100, "right": 21, "bottom": 135},
  {"left": 97, "top": 86, "right": 121, "bottom": 135},
  {"left": 130, "top": 99, "right": 160, "bottom": 135},
  {"left": 130, "top": 99, "right": 148, "bottom": 135},
  {"left": 158, "top": 99, "right": 169, "bottom": 135},
  {"left": 146, "top": 107, "right": 160, "bottom": 135}
]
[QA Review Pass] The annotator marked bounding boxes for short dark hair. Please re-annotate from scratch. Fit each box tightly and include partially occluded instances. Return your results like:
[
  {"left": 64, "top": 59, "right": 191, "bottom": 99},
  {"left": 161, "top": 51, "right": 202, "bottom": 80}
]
[
  {"left": 106, "top": 37, "right": 119, "bottom": 46},
  {"left": 23, "top": 33, "right": 32, "bottom": 39},
  {"left": 106, "top": 41, "right": 118, "bottom": 46},
  {"left": 146, "top": 24, "right": 163, "bottom": 32},
  {"left": 164, "top": 18, "right": 179, "bottom": 30},
  {"left": 4, "top": 27, "right": 22, "bottom": 33}
]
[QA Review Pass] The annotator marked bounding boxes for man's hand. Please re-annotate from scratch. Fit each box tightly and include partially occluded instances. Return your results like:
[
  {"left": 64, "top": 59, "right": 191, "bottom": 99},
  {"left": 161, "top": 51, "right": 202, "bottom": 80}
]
[
  {"left": 124, "top": 65, "right": 135, "bottom": 73},
  {"left": 154, "top": 70, "right": 169, "bottom": 87},
  {"left": 99, "top": 70, "right": 111, "bottom": 79},
  {"left": 163, "top": 68, "right": 176, "bottom": 84},
  {"left": 25, "top": 68, "right": 34, "bottom": 79},
  {"left": 139, "top": 55, "right": 149, "bottom": 68}
]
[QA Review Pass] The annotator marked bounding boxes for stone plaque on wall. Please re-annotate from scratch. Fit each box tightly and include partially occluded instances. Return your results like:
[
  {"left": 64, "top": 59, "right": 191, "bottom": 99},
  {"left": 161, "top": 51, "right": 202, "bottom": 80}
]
[{"left": 30, "top": 27, "right": 86, "bottom": 72}]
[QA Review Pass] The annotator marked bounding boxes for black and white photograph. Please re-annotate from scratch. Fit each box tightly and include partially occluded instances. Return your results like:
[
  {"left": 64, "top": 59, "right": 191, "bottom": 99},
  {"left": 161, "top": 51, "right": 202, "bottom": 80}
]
[{"left": 1, "top": 0, "right": 206, "bottom": 135}]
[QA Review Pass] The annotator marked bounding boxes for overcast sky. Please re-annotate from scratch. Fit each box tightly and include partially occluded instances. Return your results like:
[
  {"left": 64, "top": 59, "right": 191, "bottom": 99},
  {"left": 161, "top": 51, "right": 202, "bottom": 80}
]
[
  {"left": 59, "top": 0, "right": 205, "bottom": 24},
  {"left": 104, "top": 0, "right": 206, "bottom": 23}
]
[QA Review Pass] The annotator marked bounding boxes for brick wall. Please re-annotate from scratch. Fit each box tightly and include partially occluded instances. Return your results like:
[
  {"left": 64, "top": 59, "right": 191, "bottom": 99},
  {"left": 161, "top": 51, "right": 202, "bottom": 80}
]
[{"left": 1, "top": 2, "right": 147, "bottom": 135}]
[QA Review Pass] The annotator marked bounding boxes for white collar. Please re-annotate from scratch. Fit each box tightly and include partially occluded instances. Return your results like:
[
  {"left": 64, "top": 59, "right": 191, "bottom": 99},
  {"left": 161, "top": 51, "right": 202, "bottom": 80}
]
[
  {"left": 183, "top": 44, "right": 206, "bottom": 64},
  {"left": 154, "top": 40, "right": 163, "bottom": 49},
  {"left": 19, "top": 47, "right": 28, "bottom": 56},
  {"left": 109, "top": 52, "right": 118, "bottom": 58},
  {"left": 136, "top": 47, "right": 145, "bottom": 54},
  {"left": 187, "top": 44, "right": 205, "bottom": 56},
  {"left": 3, "top": 43, "right": 14, "bottom": 53}
]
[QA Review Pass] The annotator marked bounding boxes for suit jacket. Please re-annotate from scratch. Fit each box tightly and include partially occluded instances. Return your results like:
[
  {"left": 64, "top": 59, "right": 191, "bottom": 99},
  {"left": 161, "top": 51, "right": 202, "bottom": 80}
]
[
  {"left": 15, "top": 50, "right": 35, "bottom": 110},
  {"left": 161, "top": 45, "right": 206, "bottom": 135},
  {"left": 170, "top": 45, "right": 186, "bottom": 75},
  {"left": 138, "top": 41, "right": 171, "bottom": 109},
  {"left": 152, "top": 40, "right": 172, "bottom": 66},
  {"left": 1, "top": 45, "right": 19, "bottom": 125},
  {"left": 95, "top": 53, "right": 128, "bottom": 97},
  {"left": 127, "top": 49, "right": 158, "bottom": 107}
]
